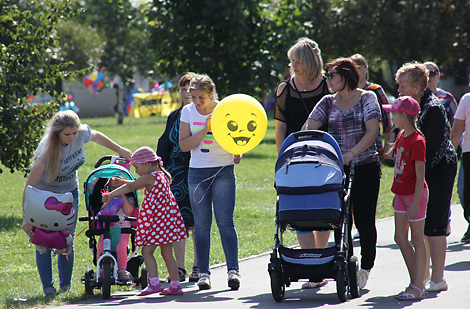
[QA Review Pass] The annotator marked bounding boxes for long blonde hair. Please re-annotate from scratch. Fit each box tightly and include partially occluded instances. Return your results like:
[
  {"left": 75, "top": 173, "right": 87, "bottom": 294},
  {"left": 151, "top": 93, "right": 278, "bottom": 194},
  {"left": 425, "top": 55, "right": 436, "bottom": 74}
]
[{"left": 36, "top": 110, "right": 81, "bottom": 182}]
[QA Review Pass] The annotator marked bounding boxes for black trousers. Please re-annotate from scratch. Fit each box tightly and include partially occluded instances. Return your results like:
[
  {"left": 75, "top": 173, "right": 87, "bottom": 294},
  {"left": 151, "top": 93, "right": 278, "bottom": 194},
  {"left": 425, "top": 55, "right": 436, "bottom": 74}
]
[
  {"left": 424, "top": 161, "right": 457, "bottom": 236},
  {"left": 344, "top": 161, "right": 380, "bottom": 270}
]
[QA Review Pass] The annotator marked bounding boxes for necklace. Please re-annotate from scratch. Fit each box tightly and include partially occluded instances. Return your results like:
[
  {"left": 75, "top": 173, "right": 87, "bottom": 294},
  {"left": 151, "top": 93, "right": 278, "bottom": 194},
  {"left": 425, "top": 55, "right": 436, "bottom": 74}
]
[{"left": 293, "top": 77, "right": 311, "bottom": 92}]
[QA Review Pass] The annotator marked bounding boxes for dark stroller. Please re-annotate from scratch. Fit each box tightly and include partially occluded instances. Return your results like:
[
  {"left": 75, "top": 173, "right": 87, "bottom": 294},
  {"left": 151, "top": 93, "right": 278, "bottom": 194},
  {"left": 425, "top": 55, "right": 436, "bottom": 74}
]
[
  {"left": 268, "top": 130, "right": 360, "bottom": 302},
  {"left": 80, "top": 156, "right": 148, "bottom": 299}
]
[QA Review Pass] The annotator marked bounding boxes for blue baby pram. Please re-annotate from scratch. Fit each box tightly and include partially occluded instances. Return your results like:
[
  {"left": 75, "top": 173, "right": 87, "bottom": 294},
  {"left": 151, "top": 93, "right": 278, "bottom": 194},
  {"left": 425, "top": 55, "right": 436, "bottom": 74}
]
[{"left": 268, "top": 130, "right": 360, "bottom": 302}]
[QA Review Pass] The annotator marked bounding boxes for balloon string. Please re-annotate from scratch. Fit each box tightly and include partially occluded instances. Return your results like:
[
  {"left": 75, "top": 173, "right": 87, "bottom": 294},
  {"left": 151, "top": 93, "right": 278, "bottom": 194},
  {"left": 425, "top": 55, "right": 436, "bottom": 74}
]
[{"left": 192, "top": 165, "right": 227, "bottom": 204}]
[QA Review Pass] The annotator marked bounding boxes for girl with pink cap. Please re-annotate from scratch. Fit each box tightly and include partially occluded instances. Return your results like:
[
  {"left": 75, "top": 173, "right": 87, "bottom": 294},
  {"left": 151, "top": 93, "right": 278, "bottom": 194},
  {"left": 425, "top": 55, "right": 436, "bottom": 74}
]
[
  {"left": 102, "top": 146, "right": 187, "bottom": 296},
  {"left": 384, "top": 96, "right": 428, "bottom": 300}
]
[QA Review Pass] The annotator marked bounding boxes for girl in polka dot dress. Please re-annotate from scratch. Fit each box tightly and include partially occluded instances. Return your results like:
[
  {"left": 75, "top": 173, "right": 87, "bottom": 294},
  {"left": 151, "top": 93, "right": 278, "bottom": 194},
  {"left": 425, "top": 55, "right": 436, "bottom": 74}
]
[{"left": 102, "top": 146, "right": 187, "bottom": 296}]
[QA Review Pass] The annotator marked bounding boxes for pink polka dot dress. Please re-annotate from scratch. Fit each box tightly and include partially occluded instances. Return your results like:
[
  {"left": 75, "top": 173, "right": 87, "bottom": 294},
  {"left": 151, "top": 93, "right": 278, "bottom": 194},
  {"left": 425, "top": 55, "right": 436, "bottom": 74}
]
[{"left": 135, "top": 171, "right": 187, "bottom": 246}]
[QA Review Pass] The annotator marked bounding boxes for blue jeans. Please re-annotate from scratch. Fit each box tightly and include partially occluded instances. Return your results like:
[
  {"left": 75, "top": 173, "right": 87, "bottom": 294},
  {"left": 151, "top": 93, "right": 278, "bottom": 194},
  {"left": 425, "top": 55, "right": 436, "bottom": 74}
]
[
  {"left": 188, "top": 165, "right": 238, "bottom": 275},
  {"left": 36, "top": 188, "right": 79, "bottom": 294}
]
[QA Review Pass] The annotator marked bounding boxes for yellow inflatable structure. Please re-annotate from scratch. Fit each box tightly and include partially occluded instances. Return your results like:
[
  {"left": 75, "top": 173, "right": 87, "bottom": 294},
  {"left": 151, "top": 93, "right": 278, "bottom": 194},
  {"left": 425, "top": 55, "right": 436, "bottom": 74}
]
[{"left": 130, "top": 92, "right": 178, "bottom": 118}]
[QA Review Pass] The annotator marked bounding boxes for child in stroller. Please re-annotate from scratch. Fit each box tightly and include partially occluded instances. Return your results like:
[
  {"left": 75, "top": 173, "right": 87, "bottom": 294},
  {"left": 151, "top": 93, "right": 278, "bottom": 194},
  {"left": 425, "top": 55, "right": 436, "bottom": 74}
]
[
  {"left": 96, "top": 176, "right": 137, "bottom": 282},
  {"left": 81, "top": 155, "right": 146, "bottom": 299}
]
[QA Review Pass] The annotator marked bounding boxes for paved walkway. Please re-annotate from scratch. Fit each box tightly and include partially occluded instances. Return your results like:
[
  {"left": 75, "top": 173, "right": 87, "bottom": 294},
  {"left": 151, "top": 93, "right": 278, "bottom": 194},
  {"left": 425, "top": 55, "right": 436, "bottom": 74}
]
[{"left": 53, "top": 204, "right": 470, "bottom": 308}]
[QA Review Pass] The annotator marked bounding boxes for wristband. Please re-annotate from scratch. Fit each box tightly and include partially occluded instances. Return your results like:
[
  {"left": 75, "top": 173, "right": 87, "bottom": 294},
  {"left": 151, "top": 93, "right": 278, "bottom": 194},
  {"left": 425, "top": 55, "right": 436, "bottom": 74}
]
[{"left": 349, "top": 150, "right": 356, "bottom": 158}]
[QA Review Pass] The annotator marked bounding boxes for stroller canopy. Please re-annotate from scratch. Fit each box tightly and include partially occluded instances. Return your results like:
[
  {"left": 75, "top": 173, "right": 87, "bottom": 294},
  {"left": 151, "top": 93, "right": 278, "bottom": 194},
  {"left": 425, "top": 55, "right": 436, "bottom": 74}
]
[
  {"left": 84, "top": 164, "right": 138, "bottom": 211},
  {"left": 275, "top": 131, "right": 345, "bottom": 230},
  {"left": 275, "top": 131, "right": 344, "bottom": 195}
]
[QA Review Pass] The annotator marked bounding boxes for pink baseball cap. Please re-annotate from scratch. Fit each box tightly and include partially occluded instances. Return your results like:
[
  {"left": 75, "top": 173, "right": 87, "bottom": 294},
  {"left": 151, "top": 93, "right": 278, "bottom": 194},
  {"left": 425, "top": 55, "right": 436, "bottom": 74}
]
[
  {"left": 382, "top": 96, "right": 420, "bottom": 116},
  {"left": 130, "top": 146, "right": 161, "bottom": 165}
]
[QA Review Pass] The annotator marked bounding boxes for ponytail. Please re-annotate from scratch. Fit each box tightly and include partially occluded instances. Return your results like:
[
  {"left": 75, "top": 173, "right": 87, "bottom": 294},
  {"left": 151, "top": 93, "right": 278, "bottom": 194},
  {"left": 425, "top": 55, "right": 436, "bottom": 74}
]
[{"left": 157, "top": 161, "right": 172, "bottom": 184}]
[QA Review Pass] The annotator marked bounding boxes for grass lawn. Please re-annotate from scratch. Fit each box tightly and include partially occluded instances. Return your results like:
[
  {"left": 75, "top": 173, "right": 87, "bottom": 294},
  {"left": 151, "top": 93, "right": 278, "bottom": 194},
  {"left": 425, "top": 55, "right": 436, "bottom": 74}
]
[{"left": 0, "top": 110, "right": 459, "bottom": 308}]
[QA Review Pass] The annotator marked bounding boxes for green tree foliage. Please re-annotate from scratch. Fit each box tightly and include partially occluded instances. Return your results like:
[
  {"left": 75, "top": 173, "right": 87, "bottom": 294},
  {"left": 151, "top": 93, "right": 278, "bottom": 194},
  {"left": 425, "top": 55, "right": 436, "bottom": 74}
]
[
  {"left": 75, "top": 0, "right": 149, "bottom": 79},
  {"left": 145, "top": 0, "right": 278, "bottom": 98},
  {"left": 314, "top": 0, "right": 468, "bottom": 92},
  {"left": 0, "top": 0, "right": 81, "bottom": 174},
  {"left": 56, "top": 19, "right": 104, "bottom": 72}
]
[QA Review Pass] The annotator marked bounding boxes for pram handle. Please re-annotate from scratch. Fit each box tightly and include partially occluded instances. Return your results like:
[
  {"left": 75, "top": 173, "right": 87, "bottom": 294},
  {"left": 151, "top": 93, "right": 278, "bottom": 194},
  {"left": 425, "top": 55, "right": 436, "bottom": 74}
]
[
  {"left": 94, "top": 156, "right": 129, "bottom": 168},
  {"left": 292, "top": 130, "right": 325, "bottom": 139},
  {"left": 79, "top": 215, "right": 137, "bottom": 223}
]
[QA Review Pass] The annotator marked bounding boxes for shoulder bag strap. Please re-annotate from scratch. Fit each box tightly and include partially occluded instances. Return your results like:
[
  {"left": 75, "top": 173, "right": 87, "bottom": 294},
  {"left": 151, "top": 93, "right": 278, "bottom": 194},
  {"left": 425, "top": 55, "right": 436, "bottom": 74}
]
[{"left": 291, "top": 77, "right": 310, "bottom": 114}]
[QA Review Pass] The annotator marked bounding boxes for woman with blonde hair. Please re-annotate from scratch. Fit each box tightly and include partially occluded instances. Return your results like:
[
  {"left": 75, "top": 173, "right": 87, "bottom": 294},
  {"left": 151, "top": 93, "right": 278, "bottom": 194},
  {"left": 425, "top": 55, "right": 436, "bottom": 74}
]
[
  {"left": 274, "top": 37, "right": 331, "bottom": 289},
  {"left": 395, "top": 62, "right": 457, "bottom": 293},
  {"left": 22, "top": 110, "right": 132, "bottom": 296}
]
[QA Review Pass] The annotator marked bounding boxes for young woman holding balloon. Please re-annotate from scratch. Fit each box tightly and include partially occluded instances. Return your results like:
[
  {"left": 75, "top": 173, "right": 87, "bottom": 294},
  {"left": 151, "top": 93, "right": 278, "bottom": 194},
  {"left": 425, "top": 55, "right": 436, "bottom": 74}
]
[{"left": 179, "top": 74, "right": 242, "bottom": 291}]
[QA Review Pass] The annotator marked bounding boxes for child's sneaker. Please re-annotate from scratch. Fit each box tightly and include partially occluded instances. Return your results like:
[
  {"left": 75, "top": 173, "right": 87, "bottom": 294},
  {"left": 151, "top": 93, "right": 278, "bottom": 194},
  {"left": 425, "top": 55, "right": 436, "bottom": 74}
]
[
  {"left": 227, "top": 270, "right": 240, "bottom": 290},
  {"left": 197, "top": 273, "right": 211, "bottom": 290},
  {"left": 160, "top": 285, "right": 183, "bottom": 295},
  {"left": 118, "top": 269, "right": 132, "bottom": 283},
  {"left": 138, "top": 282, "right": 163, "bottom": 296}
]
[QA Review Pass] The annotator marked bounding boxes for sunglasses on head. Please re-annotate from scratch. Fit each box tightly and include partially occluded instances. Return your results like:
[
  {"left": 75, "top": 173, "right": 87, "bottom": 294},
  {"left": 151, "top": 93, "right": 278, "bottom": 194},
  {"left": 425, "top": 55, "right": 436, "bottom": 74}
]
[
  {"left": 429, "top": 70, "right": 439, "bottom": 77},
  {"left": 326, "top": 72, "right": 339, "bottom": 80}
]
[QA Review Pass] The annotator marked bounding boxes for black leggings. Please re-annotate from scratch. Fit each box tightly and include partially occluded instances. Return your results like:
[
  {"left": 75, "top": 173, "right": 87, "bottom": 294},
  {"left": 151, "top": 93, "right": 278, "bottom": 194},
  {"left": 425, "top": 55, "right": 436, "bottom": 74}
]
[{"left": 344, "top": 162, "right": 380, "bottom": 270}]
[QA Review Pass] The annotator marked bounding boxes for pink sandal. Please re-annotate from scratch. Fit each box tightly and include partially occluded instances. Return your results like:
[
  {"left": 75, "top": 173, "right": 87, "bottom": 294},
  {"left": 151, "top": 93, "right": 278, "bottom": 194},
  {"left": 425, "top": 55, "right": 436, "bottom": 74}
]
[
  {"left": 138, "top": 283, "right": 163, "bottom": 296},
  {"left": 395, "top": 284, "right": 425, "bottom": 301}
]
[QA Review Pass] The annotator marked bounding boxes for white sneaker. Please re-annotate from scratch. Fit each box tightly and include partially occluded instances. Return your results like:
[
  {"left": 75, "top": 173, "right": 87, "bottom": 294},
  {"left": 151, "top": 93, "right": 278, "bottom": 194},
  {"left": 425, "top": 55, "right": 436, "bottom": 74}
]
[{"left": 358, "top": 269, "right": 370, "bottom": 289}]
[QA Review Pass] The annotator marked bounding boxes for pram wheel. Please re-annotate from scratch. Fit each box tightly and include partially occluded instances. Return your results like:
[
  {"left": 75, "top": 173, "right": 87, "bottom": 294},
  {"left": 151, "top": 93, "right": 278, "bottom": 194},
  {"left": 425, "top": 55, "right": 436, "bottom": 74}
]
[
  {"left": 269, "top": 268, "right": 285, "bottom": 302},
  {"left": 84, "top": 269, "right": 94, "bottom": 295},
  {"left": 102, "top": 261, "right": 112, "bottom": 299},
  {"left": 140, "top": 265, "right": 148, "bottom": 289},
  {"left": 336, "top": 269, "right": 347, "bottom": 302},
  {"left": 348, "top": 256, "right": 360, "bottom": 298}
]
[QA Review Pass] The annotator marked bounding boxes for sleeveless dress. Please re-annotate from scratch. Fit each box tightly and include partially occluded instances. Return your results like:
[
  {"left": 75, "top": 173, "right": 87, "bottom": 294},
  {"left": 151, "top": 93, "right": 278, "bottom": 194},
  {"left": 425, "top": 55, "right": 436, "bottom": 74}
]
[{"left": 135, "top": 171, "right": 187, "bottom": 246}]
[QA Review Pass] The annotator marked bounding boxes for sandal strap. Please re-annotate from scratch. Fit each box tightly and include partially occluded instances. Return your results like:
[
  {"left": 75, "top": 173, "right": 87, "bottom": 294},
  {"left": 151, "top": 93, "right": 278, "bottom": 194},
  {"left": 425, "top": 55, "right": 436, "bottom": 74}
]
[
  {"left": 178, "top": 267, "right": 187, "bottom": 276},
  {"left": 409, "top": 284, "right": 425, "bottom": 297}
]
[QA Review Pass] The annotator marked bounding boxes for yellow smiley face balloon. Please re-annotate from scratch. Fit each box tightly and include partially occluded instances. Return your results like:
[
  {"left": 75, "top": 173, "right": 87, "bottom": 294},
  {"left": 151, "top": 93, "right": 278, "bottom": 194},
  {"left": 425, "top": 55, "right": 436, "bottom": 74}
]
[{"left": 212, "top": 93, "right": 268, "bottom": 155}]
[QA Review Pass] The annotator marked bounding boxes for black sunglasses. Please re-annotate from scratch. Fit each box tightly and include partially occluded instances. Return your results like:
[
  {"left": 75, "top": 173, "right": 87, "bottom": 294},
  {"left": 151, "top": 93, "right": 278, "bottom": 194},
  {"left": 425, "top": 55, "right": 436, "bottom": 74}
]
[
  {"left": 429, "top": 70, "right": 439, "bottom": 77},
  {"left": 326, "top": 72, "right": 339, "bottom": 80}
]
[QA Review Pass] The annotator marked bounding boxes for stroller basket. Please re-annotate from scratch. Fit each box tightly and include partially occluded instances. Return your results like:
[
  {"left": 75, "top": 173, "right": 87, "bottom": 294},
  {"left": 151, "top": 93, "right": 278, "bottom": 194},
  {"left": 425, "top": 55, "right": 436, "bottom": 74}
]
[
  {"left": 275, "top": 132, "right": 345, "bottom": 231},
  {"left": 279, "top": 245, "right": 337, "bottom": 282}
]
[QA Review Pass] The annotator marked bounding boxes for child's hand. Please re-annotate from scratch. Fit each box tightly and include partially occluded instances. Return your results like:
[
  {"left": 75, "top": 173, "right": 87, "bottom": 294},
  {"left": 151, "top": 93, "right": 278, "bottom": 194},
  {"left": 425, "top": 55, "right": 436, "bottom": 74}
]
[
  {"left": 111, "top": 177, "right": 125, "bottom": 187},
  {"left": 408, "top": 202, "right": 419, "bottom": 219},
  {"left": 102, "top": 193, "right": 110, "bottom": 204},
  {"left": 234, "top": 154, "right": 242, "bottom": 164}
]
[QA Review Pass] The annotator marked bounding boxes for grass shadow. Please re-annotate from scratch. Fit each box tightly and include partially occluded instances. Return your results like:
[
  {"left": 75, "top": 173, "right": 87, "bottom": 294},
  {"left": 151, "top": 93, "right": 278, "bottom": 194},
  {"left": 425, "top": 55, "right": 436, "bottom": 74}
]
[
  {"left": 260, "top": 137, "right": 276, "bottom": 145},
  {"left": 3, "top": 292, "right": 88, "bottom": 309},
  {"left": 0, "top": 215, "right": 22, "bottom": 232}
]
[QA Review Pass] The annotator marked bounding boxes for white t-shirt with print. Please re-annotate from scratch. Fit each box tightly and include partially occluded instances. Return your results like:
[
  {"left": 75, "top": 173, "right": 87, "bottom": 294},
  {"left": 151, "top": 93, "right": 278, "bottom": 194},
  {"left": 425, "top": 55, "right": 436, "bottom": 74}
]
[{"left": 180, "top": 103, "right": 233, "bottom": 168}]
